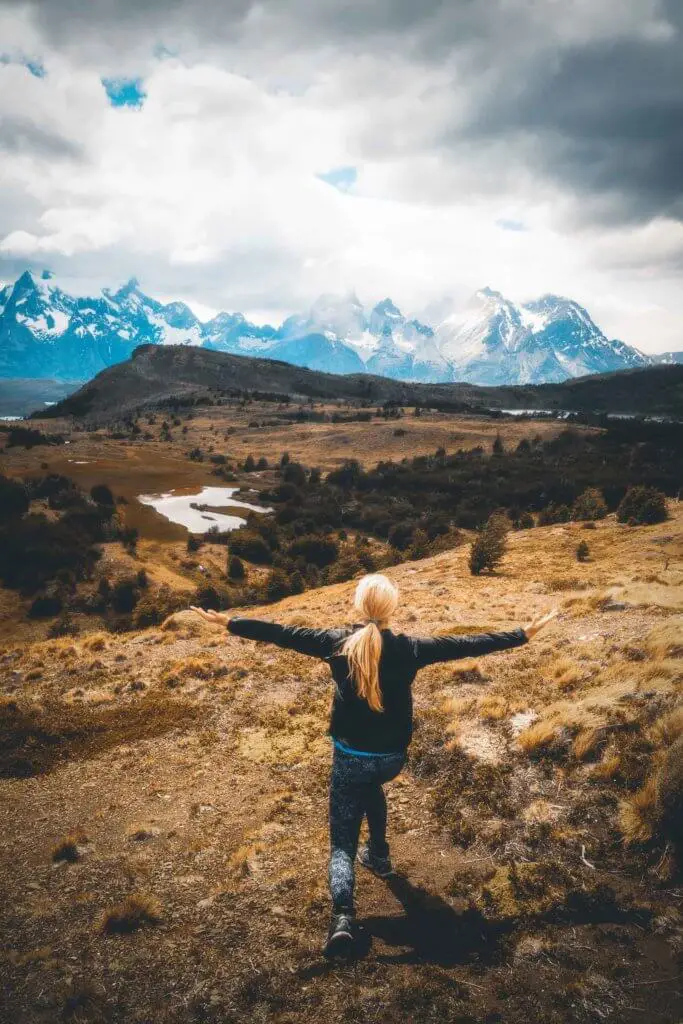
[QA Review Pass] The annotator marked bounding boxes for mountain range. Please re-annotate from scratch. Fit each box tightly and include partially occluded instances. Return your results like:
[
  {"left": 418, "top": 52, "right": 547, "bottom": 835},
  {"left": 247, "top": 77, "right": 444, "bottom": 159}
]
[{"left": 0, "top": 269, "right": 672, "bottom": 386}]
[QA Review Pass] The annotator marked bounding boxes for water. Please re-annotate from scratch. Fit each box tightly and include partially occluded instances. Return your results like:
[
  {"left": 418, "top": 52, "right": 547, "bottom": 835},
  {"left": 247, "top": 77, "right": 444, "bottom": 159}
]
[{"left": 138, "top": 485, "right": 271, "bottom": 533}]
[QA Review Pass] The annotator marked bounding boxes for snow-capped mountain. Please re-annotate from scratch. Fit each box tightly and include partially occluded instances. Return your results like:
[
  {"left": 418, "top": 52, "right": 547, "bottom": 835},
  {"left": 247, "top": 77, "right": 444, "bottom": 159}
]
[
  {"left": 0, "top": 270, "right": 654, "bottom": 385},
  {"left": 434, "top": 288, "right": 650, "bottom": 385}
]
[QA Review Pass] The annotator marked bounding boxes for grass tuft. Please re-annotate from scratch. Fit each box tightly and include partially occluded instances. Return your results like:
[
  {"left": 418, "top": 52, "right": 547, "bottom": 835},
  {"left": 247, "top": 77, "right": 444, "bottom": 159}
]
[{"left": 100, "top": 894, "right": 162, "bottom": 934}]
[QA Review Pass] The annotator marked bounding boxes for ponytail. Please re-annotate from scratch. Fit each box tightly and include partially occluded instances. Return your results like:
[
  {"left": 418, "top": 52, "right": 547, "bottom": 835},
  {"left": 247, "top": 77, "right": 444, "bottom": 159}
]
[
  {"left": 341, "top": 622, "right": 384, "bottom": 712},
  {"left": 341, "top": 574, "right": 399, "bottom": 712}
]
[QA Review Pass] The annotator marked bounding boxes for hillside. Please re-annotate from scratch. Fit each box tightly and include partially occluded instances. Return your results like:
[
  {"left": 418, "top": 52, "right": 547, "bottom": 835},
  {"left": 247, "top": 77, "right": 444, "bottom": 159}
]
[
  {"left": 40, "top": 345, "right": 683, "bottom": 422},
  {"left": 1, "top": 508, "right": 681, "bottom": 1023}
]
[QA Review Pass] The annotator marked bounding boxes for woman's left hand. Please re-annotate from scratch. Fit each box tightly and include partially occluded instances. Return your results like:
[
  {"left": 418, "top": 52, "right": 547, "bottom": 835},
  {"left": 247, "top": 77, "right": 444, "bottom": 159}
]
[
  {"left": 523, "top": 608, "right": 559, "bottom": 640},
  {"left": 190, "top": 606, "right": 230, "bottom": 627}
]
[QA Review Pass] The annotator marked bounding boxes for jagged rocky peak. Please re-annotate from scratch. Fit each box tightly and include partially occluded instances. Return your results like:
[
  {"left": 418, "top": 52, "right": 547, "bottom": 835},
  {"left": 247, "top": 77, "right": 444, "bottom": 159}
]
[{"left": 0, "top": 270, "right": 655, "bottom": 385}]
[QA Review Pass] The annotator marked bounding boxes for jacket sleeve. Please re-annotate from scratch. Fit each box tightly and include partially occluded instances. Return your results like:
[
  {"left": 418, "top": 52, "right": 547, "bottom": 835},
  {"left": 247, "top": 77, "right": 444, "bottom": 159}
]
[
  {"left": 227, "top": 616, "right": 340, "bottom": 659},
  {"left": 412, "top": 627, "right": 527, "bottom": 669}
]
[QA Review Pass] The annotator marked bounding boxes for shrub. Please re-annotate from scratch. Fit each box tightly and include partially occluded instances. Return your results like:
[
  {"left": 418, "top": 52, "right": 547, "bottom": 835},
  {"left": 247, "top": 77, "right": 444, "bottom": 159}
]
[
  {"left": 616, "top": 486, "right": 668, "bottom": 526},
  {"left": 100, "top": 894, "right": 162, "bottom": 934},
  {"left": 229, "top": 531, "right": 273, "bottom": 565},
  {"left": 387, "top": 522, "right": 415, "bottom": 551},
  {"left": 287, "top": 534, "right": 339, "bottom": 568},
  {"left": 187, "top": 535, "right": 202, "bottom": 553},
  {"left": 469, "top": 513, "right": 509, "bottom": 576},
  {"left": 227, "top": 554, "right": 246, "bottom": 580},
  {"left": 243, "top": 455, "right": 256, "bottom": 472},
  {"left": 517, "top": 511, "right": 535, "bottom": 530},
  {"left": 90, "top": 484, "right": 115, "bottom": 508},
  {"left": 28, "top": 591, "right": 63, "bottom": 618},
  {"left": 133, "top": 588, "right": 184, "bottom": 628},
  {"left": 111, "top": 578, "right": 140, "bottom": 614},
  {"left": 119, "top": 526, "right": 138, "bottom": 554},
  {"left": 0, "top": 474, "right": 29, "bottom": 524},
  {"left": 194, "top": 584, "right": 231, "bottom": 611},
  {"left": 576, "top": 540, "right": 590, "bottom": 562},
  {"left": 572, "top": 487, "right": 608, "bottom": 521},
  {"left": 537, "top": 503, "right": 571, "bottom": 525},
  {"left": 265, "top": 569, "right": 291, "bottom": 602}
]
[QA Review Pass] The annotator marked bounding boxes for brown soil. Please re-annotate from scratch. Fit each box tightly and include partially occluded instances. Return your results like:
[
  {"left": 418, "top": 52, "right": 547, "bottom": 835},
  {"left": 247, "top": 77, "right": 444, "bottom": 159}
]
[{"left": 1, "top": 499, "right": 682, "bottom": 1022}]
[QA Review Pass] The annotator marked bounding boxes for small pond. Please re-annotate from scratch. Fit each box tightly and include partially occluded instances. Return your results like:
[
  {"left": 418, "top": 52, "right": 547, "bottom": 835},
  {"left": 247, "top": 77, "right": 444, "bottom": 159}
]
[{"left": 138, "top": 486, "right": 271, "bottom": 533}]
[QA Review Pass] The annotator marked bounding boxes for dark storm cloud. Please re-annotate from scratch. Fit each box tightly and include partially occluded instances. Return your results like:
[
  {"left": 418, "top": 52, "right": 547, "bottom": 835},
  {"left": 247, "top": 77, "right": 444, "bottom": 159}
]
[
  {"left": 0, "top": 116, "right": 83, "bottom": 159},
  {"left": 457, "top": 35, "right": 683, "bottom": 224},
  {"left": 3, "top": 0, "right": 682, "bottom": 225}
]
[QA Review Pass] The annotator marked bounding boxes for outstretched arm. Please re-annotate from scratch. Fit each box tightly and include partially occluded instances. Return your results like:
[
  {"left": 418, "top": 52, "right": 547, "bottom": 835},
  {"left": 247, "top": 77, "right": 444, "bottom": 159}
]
[
  {"left": 191, "top": 608, "right": 339, "bottom": 659},
  {"left": 412, "top": 608, "right": 558, "bottom": 669}
]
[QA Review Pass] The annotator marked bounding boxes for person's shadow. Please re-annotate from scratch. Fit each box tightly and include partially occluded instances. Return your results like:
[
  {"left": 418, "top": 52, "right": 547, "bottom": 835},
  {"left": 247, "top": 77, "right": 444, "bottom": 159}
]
[{"left": 356, "top": 871, "right": 508, "bottom": 965}]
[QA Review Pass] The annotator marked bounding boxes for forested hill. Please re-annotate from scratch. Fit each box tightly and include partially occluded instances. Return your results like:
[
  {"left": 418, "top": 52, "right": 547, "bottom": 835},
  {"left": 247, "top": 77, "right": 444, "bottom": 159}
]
[{"left": 40, "top": 344, "right": 683, "bottom": 421}]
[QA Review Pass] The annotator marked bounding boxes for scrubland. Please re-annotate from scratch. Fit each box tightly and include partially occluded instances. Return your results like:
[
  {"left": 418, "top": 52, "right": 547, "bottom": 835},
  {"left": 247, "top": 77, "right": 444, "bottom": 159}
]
[{"left": 1, "top": 500, "right": 681, "bottom": 1023}]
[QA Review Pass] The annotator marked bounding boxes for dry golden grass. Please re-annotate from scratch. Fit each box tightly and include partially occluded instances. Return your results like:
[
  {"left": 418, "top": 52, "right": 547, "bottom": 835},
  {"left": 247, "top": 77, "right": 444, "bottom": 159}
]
[
  {"left": 619, "top": 777, "right": 660, "bottom": 844},
  {"left": 51, "top": 832, "right": 87, "bottom": 863},
  {"left": 649, "top": 707, "right": 683, "bottom": 748},
  {"left": 100, "top": 894, "right": 163, "bottom": 934},
  {"left": 517, "top": 721, "right": 561, "bottom": 757},
  {"left": 572, "top": 727, "right": 604, "bottom": 762}
]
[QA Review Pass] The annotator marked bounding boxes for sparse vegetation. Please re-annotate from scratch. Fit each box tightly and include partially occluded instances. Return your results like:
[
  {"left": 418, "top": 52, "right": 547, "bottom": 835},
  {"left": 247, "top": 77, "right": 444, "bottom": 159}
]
[{"left": 100, "top": 894, "right": 162, "bottom": 934}]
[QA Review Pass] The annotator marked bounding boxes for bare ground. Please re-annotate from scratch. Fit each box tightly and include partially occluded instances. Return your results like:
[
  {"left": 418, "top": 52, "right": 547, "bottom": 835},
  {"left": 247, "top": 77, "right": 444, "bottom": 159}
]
[{"left": 1, "top": 508, "right": 682, "bottom": 1023}]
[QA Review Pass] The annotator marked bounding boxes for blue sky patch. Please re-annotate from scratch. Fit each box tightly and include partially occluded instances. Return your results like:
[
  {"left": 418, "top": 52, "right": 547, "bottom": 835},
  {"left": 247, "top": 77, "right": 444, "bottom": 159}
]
[
  {"left": 496, "top": 218, "right": 527, "bottom": 232},
  {"left": 102, "top": 76, "right": 147, "bottom": 108},
  {"left": 317, "top": 166, "right": 358, "bottom": 193},
  {"left": 1, "top": 53, "right": 46, "bottom": 77}
]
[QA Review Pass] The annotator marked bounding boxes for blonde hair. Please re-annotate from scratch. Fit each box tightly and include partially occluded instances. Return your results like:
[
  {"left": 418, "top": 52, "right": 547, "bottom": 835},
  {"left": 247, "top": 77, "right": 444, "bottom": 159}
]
[{"left": 341, "top": 574, "right": 399, "bottom": 712}]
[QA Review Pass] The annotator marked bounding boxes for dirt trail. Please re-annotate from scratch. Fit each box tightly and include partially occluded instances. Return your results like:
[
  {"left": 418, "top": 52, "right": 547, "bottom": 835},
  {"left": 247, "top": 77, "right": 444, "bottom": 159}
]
[{"left": 1, "top": 511, "right": 682, "bottom": 1022}]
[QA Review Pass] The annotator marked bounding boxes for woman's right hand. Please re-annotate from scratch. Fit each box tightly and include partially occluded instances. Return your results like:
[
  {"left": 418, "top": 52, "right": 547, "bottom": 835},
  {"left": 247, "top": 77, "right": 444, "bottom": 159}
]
[
  {"left": 190, "top": 607, "right": 231, "bottom": 627},
  {"left": 523, "top": 608, "right": 559, "bottom": 640}
]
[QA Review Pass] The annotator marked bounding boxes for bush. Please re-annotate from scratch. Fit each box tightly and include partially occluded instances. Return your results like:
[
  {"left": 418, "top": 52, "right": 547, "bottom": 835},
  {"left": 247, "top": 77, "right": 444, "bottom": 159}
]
[
  {"left": 187, "top": 535, "right": 202, "bottom": 553},
  {"left": 576, "top": 540, "right": 590, "bottom": 562},
  {"left": 243, "top": 455, "right": 256, "bottom": 472},
  {"left": 28, "top": 591, "right": 63, "bottom": 618},
  {"left": 194, "top": 584, "right": 231, "bottom": 611},
  {"left": 537, "top": 503, "right": 571, "bottom": 525},
  {"left": 469, "top": 513, "right": 509, "bottom": 576},
  {"left": 90, "top": 484, "right": 115, "bottom": 508},
  {"left": 227, "top": 554, "right": 246, "bottom": 580},
  {"left": 0, "top": 474, "right": 29, "bottom": 524},
  {"left": 133, "top": 588, "right": 184, "bottom": 628},
  {"left": 572, "top": 487, "right": 608, "bottom": 521},
  {"left": 229, "top": 531, "right": 273, "bottom": 565},
  {"left": 287, "top": 534, "right": 339, "bottom": 568},
  {"left": 616, "top": 486, "right": 668, "bottom": 526},
  {"left": 111, "top": 578, "right": 140, "bottom": 614},
  {"left": 265, "top": 569, "right": 291, "bottom": 602},
  {"left": 518, "top": 511, "right": 535, "bottom": 530}
]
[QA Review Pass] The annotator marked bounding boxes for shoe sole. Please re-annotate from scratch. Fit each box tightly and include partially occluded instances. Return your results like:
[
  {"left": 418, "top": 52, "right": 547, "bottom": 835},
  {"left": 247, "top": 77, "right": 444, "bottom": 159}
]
[
  {"left": 357, "top": 853, "right": 393, "bottom": 878},
  {"left": 323, "top": 930, "right": 354, "bottom": 958}
]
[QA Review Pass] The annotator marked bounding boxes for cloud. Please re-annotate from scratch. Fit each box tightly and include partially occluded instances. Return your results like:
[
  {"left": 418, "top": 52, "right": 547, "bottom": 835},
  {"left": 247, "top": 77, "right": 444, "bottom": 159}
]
[{"left": 0, "top": 0, "right": 681, "bottom": 353}]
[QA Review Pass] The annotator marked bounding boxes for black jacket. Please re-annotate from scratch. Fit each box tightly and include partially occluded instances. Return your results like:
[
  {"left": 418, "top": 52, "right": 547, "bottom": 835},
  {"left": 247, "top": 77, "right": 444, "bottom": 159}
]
[{"left": 227, "top": 617, "right": 528, "bottom": 753}]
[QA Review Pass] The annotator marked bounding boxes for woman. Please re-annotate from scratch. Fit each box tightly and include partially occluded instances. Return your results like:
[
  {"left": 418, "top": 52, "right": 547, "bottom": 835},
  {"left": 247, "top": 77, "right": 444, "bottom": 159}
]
[{"left": 192, "top": 574, "right": 557, "bottom": 956}]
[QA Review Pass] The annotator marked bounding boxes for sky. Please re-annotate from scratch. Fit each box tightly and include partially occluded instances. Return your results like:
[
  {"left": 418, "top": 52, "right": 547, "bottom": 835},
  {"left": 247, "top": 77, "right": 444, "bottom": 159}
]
[{"left": 0, "top": 0, "right": 681, "bottom": 353}]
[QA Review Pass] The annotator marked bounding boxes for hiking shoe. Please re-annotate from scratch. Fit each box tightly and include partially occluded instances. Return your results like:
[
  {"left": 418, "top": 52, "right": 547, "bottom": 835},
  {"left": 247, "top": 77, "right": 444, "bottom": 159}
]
[
  {"left": 357, "top": 844, "right": 394, "bottom": 878},
  {"left": 323, "top": 912, "right": 355, "bottom": 957}
]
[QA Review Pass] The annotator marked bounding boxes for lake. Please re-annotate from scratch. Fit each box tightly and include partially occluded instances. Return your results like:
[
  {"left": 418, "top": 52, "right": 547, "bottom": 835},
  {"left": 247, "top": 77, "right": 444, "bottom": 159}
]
[{"left": 138, "top": 486, "right": 271, "bottom": 533}]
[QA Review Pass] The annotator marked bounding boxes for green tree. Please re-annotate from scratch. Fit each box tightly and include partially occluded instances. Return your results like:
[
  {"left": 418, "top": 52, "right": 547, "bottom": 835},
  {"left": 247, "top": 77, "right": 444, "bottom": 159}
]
[
  {"left": 576, "top": 540, "right": 590, "bottom": 562},
  {"left": 469, "top": 512, "right": 509, "bottom": 576}
]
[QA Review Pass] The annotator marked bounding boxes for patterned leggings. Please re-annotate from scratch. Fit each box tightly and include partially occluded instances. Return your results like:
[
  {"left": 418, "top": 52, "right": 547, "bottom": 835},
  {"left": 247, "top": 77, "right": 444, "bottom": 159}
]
[{"left": 328, "top": 744, "right": 406, "bottom": 913}]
